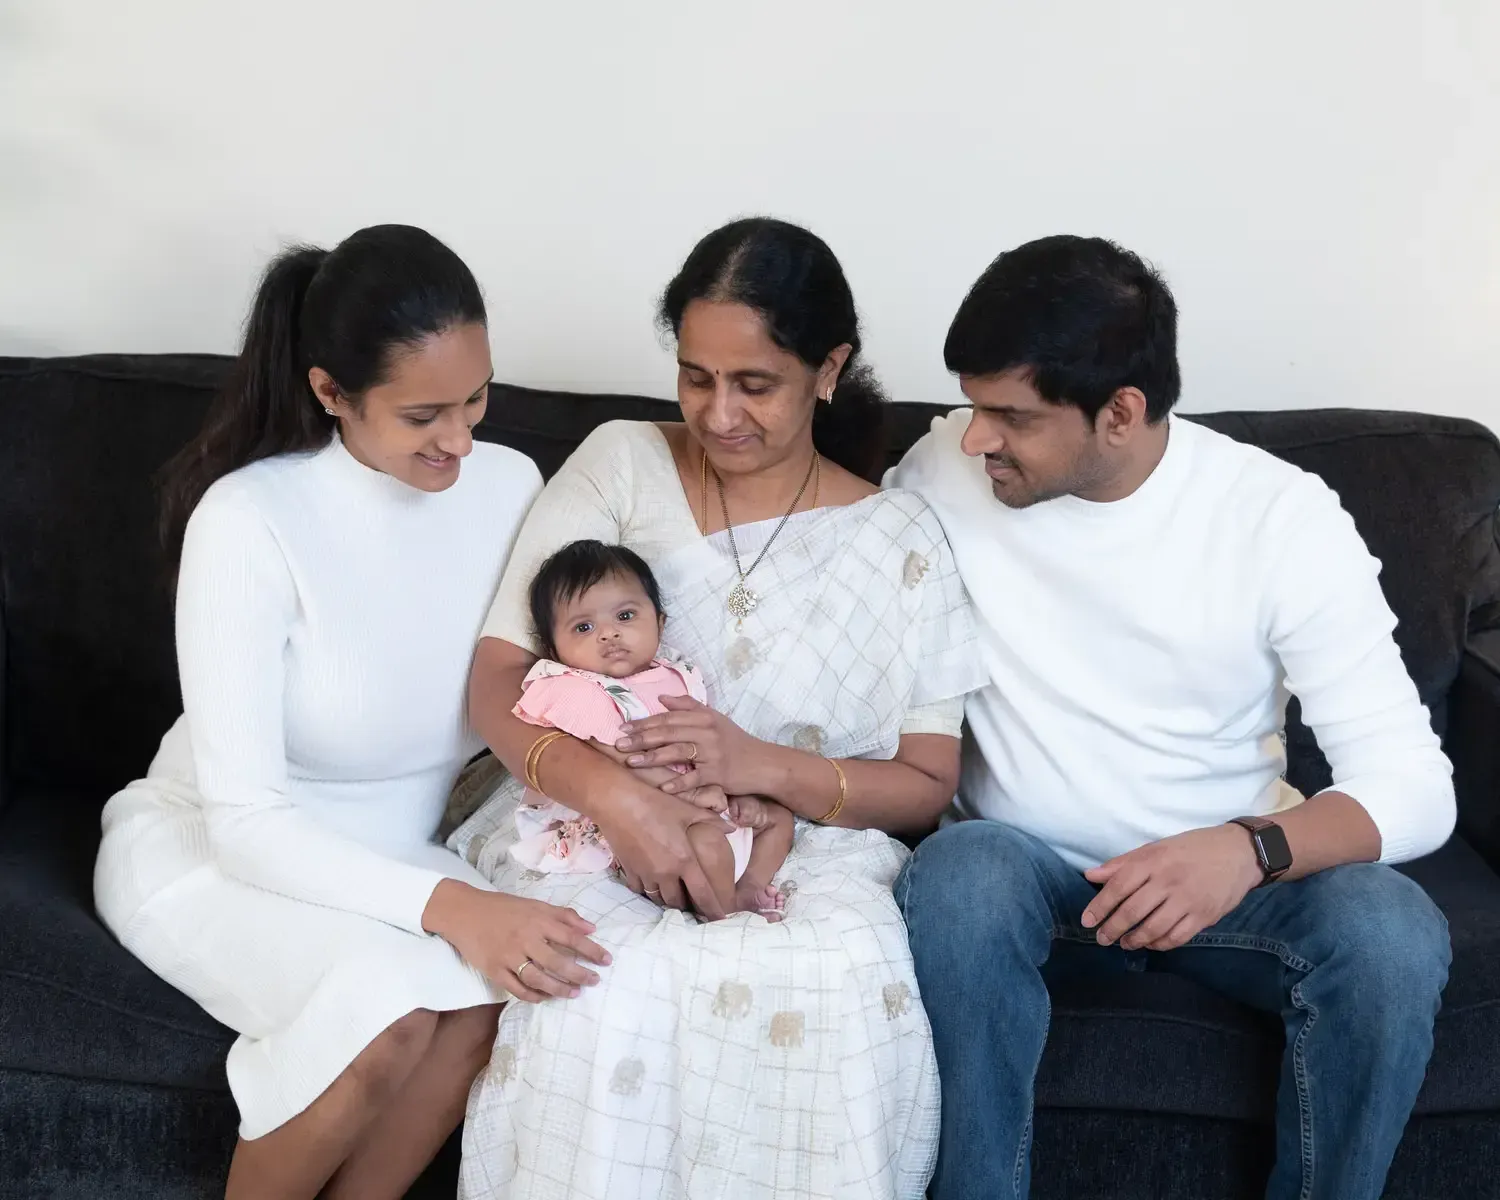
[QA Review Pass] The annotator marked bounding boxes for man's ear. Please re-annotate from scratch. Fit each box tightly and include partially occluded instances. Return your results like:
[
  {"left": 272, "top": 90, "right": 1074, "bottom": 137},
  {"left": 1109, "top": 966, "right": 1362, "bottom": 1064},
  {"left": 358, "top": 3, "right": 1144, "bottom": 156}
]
[{"left": 1097, "top": 386, "right": 1149, "bottom": 446}]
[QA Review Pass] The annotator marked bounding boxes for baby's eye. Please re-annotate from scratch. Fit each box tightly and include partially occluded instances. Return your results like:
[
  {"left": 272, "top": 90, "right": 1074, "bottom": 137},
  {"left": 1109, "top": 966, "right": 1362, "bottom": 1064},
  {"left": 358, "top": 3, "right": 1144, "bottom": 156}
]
[
  {"left": 573, "top": 622, "right": 593, "bottom": 635},
  {"left": 617, "top": 609, "right": 636, "bottom": 622}
]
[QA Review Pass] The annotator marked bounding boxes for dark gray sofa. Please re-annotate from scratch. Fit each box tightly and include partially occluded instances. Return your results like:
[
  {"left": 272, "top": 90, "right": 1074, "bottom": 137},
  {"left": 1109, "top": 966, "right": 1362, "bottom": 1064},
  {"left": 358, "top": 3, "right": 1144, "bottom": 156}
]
[{"left": 2, "top": 353, "right": 1497, "bottom": 1198}]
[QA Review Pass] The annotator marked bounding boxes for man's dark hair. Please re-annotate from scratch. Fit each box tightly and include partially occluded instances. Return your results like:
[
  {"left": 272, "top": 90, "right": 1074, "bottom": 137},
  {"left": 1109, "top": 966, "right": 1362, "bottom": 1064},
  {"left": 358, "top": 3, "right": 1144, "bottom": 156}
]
[
  {"left": 944, "top": 235, "right": 1180, "bottom": 423},
  {"left": 529, "top": 540, "right": 664, "bottom": 660}
]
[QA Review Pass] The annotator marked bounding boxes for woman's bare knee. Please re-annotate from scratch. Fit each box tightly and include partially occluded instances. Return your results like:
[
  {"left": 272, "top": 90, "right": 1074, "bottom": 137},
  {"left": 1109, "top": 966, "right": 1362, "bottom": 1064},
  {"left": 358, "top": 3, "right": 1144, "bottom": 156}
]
[
  {"left": 434, "top": 1004, "right": 501, "bottom": 1075},
  {"left": 344, "top": 1009, "right": 438, "bottom": 1104}
]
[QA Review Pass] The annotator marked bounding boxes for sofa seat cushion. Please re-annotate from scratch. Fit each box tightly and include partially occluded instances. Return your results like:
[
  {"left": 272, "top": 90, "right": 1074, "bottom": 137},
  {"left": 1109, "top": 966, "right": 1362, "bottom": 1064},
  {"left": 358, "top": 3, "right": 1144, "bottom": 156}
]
[
  {"left": 1035, "top": 836, "right": 1500, "bottom": 1121},
  {"left": 0, "top": 788, "right": 232, "bottom": 1091}
]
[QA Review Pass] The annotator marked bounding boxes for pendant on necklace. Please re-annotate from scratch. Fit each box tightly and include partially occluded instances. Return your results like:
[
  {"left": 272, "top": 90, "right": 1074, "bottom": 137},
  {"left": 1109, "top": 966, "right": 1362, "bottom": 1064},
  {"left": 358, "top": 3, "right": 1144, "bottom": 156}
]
[{"left": 727, "top": 580, "right": 759, "bottom": 628}]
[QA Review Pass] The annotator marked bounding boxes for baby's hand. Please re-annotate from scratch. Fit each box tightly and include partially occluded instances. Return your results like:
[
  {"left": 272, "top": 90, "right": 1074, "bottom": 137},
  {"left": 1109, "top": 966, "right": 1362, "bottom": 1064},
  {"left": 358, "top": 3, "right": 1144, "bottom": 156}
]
[
  {"left": 681, "top": 783, "right": 729, "bottom": 814},
  {"left": 727, "top": 794, "right": 771, "bottom": 831}
]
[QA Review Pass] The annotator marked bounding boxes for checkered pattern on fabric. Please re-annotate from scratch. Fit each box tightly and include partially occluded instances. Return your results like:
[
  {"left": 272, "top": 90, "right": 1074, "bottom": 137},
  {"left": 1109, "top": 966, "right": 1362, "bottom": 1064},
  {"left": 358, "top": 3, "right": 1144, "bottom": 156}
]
[{"left": 449, "top": 488, "right": 985, "bottom": 1199}]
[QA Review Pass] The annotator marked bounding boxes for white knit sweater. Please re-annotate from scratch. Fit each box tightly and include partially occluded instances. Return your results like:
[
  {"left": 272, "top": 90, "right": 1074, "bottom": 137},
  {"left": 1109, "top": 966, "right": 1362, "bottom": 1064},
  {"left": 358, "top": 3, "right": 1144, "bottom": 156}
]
[
  {"left": 888, "top": 410, "right": 1456, "bottom": 869},
  {"left": 97, "top": 434, "right": 542, "bottom": 936}
]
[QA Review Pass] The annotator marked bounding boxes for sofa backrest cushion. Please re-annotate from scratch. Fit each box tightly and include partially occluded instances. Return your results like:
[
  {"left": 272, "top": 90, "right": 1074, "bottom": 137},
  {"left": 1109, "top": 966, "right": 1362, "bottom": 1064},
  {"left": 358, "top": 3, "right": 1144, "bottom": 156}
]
[
  {"left": 0, "top": 357, "right": 226, "bottom": 803},
  {"left": 1, "top": 356, "right": 1496, "bottom": 809}
]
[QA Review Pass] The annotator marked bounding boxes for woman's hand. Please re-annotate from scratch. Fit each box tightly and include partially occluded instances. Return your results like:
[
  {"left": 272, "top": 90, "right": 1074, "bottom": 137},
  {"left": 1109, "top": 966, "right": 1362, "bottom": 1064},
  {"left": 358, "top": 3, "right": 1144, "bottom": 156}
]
[
  {"left": 615, "top": 694, "right": 768, "bottom": 796},
  {"left": 591, "top": 737, "right": 728, "bottom": 813},
  {"left": 422, "top": 879, "right": 612, "bottom": 1003},
  {"left": 590, "top": 784, "right": 731, "bottom": 919}
]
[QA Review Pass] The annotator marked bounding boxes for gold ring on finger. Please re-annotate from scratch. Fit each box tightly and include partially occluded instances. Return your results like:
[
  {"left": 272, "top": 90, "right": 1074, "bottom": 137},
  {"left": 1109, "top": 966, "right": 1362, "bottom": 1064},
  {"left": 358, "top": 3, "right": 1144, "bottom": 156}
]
[
  {"left": 516, "top": 958, "right": 535, "bottom": 981},
  {"left": 686, "top": 743, "right": 699, "bottom": 762}
]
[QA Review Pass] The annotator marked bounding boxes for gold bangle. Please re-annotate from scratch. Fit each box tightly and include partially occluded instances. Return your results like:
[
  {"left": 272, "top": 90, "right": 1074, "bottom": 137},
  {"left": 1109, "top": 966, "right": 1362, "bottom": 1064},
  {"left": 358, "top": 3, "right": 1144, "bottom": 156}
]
[
  {"left": 817, "top": 758, "right": 847, "bottom": 824},
  {"left": 526, "top": 730, "right": 568, "bottom": 791},
  {"left": 524, "top": 731, "right": 569, "bottom": 792}
]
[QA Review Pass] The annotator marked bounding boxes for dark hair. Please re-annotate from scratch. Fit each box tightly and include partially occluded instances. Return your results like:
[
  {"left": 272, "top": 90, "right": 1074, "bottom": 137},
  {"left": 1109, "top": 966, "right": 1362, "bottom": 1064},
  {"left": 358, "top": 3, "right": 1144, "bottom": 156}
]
[
  {"left": 944, "top": 235, "right": 1180, "bottom": 423},
  {"left": 159, "top": 223, "right": 486, "bottom": 564},
  {"left": 658, "top": 217, "right": 890, "bottom": 480},
  {"left": 529, "top": 540, "right": 665, "bottom": 660}
]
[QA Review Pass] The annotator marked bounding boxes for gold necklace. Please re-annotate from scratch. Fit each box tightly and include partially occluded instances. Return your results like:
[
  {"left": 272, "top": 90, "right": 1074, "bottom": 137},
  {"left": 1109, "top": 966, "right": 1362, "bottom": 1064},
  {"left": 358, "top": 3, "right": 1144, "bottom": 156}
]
[{"left": 699, "top": 447, "right": 820, "bottom": 629}]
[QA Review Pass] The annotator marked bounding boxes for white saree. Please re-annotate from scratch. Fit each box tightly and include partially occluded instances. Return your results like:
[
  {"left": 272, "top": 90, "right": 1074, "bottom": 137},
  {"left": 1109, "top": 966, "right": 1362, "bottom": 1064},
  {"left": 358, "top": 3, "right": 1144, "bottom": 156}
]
[{"left": 449, "top": 423, "right": 985, "bottom": 1200}]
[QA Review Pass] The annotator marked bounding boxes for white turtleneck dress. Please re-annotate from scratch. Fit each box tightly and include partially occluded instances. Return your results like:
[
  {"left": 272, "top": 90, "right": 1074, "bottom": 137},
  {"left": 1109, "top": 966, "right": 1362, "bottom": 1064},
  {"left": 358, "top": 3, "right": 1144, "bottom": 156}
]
[{"left": 94, "top": 433, "right": 541, "bottom": 1140}]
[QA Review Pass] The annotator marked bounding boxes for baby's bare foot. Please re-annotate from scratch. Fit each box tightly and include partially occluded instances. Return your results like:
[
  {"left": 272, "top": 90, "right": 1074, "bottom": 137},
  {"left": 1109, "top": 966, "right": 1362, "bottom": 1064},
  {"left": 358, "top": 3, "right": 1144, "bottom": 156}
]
[{"left": 735, "top": 883, "right": 785, "bottom": 922}]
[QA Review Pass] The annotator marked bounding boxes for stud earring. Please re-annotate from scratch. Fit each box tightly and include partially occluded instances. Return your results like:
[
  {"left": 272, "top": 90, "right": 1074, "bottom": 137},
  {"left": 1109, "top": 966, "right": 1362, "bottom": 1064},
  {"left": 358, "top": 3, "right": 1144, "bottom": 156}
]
[
  {"left": 823, "top": 388, "right": 835, "bottom": 404},
  {"left": 324, "top": 407, "right": 336, "bottom": 416}
]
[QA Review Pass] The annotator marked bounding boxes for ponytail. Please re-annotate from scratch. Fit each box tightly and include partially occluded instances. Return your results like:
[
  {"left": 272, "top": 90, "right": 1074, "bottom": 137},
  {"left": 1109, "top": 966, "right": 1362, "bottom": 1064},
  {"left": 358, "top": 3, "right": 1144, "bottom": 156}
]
[
  {"left": 158, "top": 245, "right": 331, "bottom": 564},
  {"left": 659, "top": 217, "right": 891, "bottom": 482},
  {"left": 158, "top": 224, "right": 487, "bottom": 567}
]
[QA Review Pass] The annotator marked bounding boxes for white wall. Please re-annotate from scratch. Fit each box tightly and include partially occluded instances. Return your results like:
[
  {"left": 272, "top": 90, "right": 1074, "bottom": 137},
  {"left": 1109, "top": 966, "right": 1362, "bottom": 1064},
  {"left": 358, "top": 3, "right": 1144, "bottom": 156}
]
[{"left": 2, "top": 1, "right": 1496, "bottom": 430}]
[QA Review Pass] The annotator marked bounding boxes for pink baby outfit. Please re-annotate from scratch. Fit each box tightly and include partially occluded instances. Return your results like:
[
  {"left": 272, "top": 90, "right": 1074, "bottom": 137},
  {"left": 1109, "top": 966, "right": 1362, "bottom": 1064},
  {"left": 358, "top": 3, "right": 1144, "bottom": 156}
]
[{"left": 511, "top": 652, "right": 754, "bottom": 878}]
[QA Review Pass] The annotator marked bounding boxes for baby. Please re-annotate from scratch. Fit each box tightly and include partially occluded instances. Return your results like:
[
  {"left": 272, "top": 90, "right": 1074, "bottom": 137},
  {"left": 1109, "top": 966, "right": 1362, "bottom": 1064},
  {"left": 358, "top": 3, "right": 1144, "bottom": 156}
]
[{"left": 513, "top": 539, "right": 794, "bottom": 919}]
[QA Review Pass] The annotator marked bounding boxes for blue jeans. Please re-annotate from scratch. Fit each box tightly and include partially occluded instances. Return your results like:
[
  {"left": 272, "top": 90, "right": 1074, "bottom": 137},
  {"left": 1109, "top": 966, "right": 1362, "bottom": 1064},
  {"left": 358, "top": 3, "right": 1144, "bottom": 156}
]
[{"left": 896, "top": 820, "right": 1451, "bottom": 1200}]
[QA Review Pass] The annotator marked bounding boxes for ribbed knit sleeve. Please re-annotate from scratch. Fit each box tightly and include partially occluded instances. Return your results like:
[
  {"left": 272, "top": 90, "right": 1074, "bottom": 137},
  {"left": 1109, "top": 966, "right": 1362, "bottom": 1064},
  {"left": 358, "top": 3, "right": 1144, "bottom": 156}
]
[
  {"left": 1266, "top": 476, "right": 1456, "bottom": 863},
  {"left": 176, "top": 486, "right": 448, "bottom": 933}
]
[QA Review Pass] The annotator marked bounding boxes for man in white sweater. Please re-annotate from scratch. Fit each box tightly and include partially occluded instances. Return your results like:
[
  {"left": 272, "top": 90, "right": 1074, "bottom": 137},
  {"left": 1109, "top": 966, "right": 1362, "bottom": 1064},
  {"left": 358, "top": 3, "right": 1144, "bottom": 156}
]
[{"left": 888, "top": 236, "right": 1455, "bottom": 1200}]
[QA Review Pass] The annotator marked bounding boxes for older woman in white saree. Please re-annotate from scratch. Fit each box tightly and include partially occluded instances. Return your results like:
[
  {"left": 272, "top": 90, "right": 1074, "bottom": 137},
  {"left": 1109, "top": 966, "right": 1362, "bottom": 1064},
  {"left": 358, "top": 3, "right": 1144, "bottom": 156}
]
[{"left": 452, "top": 218, "right": 985, "bottom": 1199}]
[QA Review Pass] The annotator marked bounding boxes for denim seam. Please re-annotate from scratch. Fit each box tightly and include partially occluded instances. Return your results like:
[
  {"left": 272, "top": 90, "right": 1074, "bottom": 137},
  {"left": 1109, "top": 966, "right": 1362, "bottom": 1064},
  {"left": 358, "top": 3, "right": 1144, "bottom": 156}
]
[
  {"left": 1013, "top": 990, "right": 1045, "bottom": 1199},
  {"left": 1290, "top": 978, "right": 1318, "bottom": 1200},
  {"left": 1182, "top": 930, "right": 1315, "bottom": 974},
  {"left": 1161, "top": 928, "right": 1320, "bottom": 1196}
]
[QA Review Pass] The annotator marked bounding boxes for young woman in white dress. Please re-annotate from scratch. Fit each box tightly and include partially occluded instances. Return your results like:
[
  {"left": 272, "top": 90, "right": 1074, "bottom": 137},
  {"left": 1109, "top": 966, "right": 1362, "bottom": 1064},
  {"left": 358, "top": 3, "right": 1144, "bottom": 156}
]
[{"left": 93, "top": 224, "right": 609, "bottom": 1199}]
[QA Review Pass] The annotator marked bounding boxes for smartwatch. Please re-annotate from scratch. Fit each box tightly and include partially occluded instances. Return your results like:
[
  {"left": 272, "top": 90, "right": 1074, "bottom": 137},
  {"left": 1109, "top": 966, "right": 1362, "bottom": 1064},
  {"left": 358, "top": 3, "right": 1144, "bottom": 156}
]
[{"left": 1228, "top": 816, "right": 1292, "bottom": 885}]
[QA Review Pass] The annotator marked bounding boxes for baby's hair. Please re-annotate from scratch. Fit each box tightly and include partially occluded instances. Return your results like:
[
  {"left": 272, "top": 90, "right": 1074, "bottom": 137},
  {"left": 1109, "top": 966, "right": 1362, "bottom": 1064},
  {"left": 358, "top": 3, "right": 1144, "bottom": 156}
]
[{"left": 529, "top": 540, "right": 665, "bottom": 660}]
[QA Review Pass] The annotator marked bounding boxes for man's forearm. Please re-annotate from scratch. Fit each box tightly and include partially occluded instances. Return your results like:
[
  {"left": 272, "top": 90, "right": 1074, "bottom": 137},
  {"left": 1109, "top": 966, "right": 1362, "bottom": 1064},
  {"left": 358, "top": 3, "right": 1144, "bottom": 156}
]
[{"left": 1263, "top": 790, "right": 1381, "bottom": 880}]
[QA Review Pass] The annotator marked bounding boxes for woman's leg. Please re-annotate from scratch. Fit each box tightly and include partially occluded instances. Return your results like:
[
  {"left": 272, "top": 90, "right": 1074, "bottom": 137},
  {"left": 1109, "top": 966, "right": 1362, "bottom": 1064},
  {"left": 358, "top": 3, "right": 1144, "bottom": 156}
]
[
  {"left": 225, "top": 1009, "right": 438, "bottom": 1199},
  {"left": 323, "top": 1004, "right": 502, "bottom": 1200}
]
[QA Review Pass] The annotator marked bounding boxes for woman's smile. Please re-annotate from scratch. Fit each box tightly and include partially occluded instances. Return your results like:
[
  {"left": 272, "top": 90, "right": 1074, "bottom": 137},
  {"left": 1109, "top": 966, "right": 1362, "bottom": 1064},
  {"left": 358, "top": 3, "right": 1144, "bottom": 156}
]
[
  {"left": 417, "top": 450, "right": 460, "bottom": 473},
  {"left": 703, "top": 431, "right": 758, "bottom": 452}
]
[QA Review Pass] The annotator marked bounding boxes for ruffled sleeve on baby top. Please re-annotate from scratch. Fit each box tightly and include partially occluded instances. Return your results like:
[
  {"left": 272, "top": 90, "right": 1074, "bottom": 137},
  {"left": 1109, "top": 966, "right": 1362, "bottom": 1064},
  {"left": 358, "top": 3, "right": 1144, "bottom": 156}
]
[{"left": 513, "top": 665, "right": 633, "bottom": 745}]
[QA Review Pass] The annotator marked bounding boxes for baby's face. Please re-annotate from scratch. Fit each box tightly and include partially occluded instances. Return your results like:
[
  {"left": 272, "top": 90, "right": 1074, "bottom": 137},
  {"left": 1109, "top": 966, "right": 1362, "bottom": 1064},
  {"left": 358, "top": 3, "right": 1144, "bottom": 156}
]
[{"left": 551, "top": 573, "right": 663, "bottom": 678}]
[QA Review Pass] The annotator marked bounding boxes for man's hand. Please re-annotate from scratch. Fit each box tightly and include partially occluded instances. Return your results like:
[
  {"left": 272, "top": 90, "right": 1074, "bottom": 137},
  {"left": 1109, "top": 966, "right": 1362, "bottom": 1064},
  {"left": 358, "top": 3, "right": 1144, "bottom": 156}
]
[{"left": 1082, "top": 824, "right": 1265, "bottom": 951}]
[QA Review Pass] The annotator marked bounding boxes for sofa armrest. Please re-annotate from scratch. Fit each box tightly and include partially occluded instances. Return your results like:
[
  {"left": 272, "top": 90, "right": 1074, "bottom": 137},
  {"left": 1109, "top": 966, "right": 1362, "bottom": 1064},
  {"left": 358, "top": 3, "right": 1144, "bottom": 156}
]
[{"left": 1447, "top": 630, "right": 1500, "bottom": 873}]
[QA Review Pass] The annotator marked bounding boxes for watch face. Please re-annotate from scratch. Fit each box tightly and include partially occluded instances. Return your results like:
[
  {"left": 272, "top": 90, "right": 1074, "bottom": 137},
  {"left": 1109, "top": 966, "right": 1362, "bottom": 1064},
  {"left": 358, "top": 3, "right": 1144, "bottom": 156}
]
[{"left": 1257, "top": 823, "right": 1293, "bottom": 875}]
